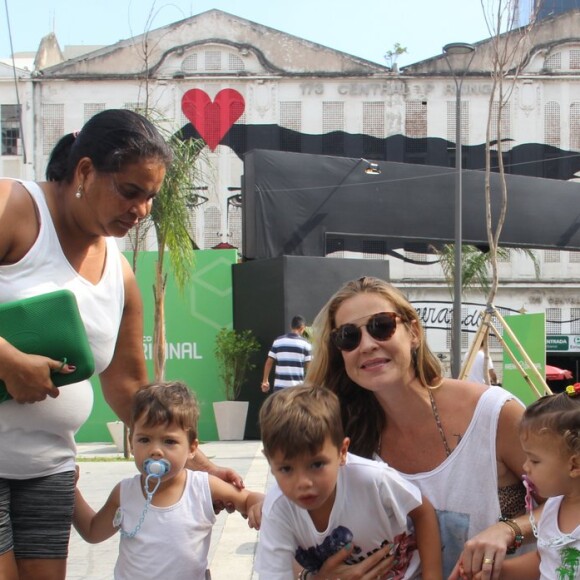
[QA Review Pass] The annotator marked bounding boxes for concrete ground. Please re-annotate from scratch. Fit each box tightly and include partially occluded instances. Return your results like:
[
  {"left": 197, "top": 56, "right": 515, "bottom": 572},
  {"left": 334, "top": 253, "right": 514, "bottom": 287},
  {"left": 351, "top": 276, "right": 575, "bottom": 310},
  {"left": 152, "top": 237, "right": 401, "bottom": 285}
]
[{"left": 67, "top": 440, "right": 270, "bottom": 580}]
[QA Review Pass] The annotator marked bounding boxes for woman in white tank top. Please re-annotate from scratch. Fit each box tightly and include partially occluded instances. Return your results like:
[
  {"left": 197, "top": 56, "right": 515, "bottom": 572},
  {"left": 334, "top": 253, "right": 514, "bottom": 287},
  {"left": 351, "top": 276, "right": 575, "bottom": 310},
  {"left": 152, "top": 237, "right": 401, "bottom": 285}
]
[
  {"left": 0, "top": 109, "right": 242, "bottom": 580},
  {"left": 305, "top": 276, "right": 541, "bottom": 579}
]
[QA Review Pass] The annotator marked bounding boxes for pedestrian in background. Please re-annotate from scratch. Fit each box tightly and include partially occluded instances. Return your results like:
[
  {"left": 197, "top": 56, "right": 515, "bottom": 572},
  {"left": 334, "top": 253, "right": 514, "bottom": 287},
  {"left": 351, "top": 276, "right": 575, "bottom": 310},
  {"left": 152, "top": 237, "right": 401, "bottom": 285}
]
[{"left": 261, "top": 315, "right": 312, "bottom": 393}]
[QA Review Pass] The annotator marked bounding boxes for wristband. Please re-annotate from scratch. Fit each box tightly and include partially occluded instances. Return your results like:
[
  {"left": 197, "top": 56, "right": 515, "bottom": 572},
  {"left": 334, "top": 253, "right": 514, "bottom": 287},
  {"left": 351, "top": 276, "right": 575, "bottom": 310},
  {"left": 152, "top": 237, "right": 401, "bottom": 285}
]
[
  {"left": 499, "top": 517, "right": 524, "bottom": 554},
  {"left": 298, "top": 569, "right": 311, "bottom": 580}
]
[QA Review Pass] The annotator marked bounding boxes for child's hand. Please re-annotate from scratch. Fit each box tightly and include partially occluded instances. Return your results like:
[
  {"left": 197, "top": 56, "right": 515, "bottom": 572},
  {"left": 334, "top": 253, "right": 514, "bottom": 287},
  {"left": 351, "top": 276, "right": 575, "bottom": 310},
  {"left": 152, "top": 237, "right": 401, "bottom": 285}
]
[
  {"left": 246, "top": 502, "right": 261, "bottom": 529},
  {"left": 74, "top": 464, "right": 80, "bottom": 485}
]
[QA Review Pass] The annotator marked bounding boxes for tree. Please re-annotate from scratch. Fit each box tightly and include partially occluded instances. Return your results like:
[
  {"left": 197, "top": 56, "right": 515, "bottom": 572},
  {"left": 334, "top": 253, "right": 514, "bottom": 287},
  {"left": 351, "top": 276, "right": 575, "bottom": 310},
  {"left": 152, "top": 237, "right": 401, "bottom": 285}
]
[
  {"left": 468, "top": 0, "right": 541, "bottom": 380},
  {"left": 436, "top": 244, "right": 539, "bottom": 298},
  {"left": 146, "top": 128, "right": 205, "bottom": 380},
  {"left": 384, "top": 43, "right": 407, "bottom": 70}
]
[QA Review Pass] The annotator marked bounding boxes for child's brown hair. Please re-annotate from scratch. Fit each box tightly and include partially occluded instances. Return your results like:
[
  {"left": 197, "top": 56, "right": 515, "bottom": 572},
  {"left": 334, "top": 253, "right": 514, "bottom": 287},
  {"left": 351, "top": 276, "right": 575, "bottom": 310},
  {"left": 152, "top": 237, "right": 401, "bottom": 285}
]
[
  {"left": 520, "top": 391, "right": 580, "bottom": 455},
  {"left": 259, "top": 385, "right": 345, "bottom": 459},
  {"left": 130, "top": 381, "right": 199, "bottom": 444}
]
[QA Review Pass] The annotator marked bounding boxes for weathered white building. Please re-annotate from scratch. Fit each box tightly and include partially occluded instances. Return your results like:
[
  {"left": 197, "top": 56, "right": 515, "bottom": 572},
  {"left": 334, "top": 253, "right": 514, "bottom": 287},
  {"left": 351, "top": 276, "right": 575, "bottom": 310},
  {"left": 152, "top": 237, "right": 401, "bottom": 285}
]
[{"left": 2, "top": 8, "right": 580, "bottom": 378}]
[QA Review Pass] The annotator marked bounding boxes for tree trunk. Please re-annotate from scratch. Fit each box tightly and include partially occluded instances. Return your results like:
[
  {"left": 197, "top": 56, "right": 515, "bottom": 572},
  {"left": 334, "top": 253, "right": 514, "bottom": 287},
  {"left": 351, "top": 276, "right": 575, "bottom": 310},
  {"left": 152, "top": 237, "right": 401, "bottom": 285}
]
[{"left": 153, "top": 247, "right": 167, "bottom": 381}]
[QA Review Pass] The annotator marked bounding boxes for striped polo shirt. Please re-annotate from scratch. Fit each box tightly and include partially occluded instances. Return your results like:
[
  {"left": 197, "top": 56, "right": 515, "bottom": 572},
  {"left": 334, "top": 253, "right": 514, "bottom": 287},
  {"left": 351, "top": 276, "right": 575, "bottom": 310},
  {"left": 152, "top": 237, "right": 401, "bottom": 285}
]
[{"left": 268, "top": 332, "right": 312, "bottom": 389}]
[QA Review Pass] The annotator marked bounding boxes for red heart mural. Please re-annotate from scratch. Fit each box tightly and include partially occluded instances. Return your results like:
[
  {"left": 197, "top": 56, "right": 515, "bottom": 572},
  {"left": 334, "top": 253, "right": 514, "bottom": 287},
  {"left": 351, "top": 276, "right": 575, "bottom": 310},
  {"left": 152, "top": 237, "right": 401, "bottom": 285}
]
[{"left": 181, "top": 89, "right": 245, "bottom": 151}]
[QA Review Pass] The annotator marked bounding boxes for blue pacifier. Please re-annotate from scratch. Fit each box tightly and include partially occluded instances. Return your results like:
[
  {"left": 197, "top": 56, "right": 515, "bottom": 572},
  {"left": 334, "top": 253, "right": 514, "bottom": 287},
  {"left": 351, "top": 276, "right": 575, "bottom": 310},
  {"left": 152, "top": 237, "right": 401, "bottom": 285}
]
[{"left": 143, "top": 458, "right": 171, "bottom": 477}]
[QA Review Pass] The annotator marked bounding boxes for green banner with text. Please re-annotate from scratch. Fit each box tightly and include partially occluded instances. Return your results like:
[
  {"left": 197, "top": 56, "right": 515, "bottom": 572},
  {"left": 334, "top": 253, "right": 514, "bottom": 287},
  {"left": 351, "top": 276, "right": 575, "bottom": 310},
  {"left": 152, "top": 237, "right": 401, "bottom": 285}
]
[
  {"left": 502, "top": 312, "right": 547, "bottom": 406},
  {"left": 75, "top": 249, "right": 237, "bottom": 443}
]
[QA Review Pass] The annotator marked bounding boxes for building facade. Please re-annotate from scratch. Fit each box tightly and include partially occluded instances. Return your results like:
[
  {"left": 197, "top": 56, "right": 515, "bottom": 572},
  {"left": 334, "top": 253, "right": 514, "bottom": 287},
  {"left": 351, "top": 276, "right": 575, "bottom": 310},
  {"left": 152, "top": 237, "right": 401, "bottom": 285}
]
[{"left": 2, "top": 8, "right": 580, "bottom": 379}]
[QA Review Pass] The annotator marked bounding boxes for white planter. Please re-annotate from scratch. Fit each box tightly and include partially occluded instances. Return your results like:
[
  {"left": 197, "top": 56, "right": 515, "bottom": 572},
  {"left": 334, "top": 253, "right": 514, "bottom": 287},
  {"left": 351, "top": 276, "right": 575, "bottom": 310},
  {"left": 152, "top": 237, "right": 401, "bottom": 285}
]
[
  {"left": 106, "top": 421, "right": 126, "bottom": 453},
  {"left": 212, "top": 401, "right": 249, "bottom": 441}
]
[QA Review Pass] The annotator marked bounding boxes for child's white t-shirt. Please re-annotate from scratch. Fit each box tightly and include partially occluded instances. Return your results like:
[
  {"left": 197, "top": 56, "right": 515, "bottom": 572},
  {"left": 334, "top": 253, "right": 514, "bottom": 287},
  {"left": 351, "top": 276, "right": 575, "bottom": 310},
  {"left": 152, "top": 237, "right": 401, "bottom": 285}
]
[
  {"left": 256, "top": 452, "right": 423, "bottom": 580},
  {"left": 538, "top": 495, "right": 580, "bottom": 579}
]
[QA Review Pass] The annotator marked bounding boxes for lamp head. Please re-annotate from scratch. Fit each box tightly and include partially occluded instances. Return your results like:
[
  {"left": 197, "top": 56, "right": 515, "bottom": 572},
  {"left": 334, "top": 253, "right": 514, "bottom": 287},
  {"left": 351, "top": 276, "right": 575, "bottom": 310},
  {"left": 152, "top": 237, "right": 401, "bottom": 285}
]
[
  {"left": 443, "top": 42, "right": 475, "bottom": 56},
  {"left": 361, "top": 158, "right": 381, "bottom": 175}
]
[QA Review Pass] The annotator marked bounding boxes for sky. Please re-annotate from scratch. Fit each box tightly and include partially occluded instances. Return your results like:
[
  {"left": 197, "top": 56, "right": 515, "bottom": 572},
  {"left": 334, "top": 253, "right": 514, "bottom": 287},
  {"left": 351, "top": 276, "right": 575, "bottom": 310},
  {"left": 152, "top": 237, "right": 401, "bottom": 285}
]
[{"left": 0, "top": 0, "right": 497, "bottom": 67}]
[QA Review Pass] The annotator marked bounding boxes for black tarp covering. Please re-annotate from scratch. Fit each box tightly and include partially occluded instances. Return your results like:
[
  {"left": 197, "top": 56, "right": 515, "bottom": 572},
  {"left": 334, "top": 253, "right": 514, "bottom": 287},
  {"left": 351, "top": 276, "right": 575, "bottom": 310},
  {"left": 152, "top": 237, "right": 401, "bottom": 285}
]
[{"left": 242, "top": 149, "right": 580, "bottom": 260}]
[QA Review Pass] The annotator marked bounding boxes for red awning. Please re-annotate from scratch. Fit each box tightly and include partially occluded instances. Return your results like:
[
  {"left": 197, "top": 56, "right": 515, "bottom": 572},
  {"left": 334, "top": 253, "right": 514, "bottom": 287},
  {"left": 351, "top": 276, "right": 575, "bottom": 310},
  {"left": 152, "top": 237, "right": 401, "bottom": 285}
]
[{"left": 545, "top": 364, "right": 573, "bottom": 381}]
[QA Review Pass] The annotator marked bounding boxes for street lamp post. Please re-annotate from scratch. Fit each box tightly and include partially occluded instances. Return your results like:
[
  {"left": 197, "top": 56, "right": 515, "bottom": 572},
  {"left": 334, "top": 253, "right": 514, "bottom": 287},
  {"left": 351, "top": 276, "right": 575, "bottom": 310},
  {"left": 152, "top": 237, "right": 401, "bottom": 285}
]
[{"left": 443, "top": 42, "right": 475, "bottom": 378}]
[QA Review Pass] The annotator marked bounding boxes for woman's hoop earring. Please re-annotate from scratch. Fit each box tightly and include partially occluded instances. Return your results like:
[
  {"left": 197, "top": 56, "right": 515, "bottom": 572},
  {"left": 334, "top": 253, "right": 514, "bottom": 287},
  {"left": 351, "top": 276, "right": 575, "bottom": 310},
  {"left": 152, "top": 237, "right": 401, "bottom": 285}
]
[{"left": 75, "top": 184, "right": 83, "bottom": 199}]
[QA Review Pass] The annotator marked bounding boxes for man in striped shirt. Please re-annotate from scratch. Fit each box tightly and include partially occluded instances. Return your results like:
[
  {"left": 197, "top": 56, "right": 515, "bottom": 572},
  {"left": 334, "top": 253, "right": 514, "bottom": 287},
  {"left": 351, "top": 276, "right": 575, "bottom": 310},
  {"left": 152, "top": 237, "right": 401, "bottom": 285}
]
[{"left": 260, "top": 316, "right": 312, "bottom": 393}]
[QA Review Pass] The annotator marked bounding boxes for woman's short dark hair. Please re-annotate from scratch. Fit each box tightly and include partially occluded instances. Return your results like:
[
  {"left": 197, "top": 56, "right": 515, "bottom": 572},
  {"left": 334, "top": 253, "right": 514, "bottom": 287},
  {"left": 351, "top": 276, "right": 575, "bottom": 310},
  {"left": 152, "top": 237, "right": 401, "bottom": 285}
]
[{"left": 45, "top": 109, "right": 172, "bottom": 182}]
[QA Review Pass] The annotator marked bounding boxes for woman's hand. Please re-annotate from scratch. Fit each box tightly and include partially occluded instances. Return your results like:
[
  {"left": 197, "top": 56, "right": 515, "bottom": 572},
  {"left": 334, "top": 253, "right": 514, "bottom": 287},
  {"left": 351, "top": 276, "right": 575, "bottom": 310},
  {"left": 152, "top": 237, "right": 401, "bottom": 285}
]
[
  {"left": 311, "top": 543, "right": 395, "bottom": 580},
  {"left": 0, "top": 342, "right": 73, "bottom": 403},
  {"left": 448, "top": 522, "right": 513, "bottom": 580}
]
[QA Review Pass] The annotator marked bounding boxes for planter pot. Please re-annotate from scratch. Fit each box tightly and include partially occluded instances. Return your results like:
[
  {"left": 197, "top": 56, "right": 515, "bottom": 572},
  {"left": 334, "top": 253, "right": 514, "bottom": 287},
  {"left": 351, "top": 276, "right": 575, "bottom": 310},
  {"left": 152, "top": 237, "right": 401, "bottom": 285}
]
[
  {"left": 212, "top": 400, "right": 249, "bottom": 441},
  {"left": 106, "top": 421, "right": 126, "bottom": 453}
]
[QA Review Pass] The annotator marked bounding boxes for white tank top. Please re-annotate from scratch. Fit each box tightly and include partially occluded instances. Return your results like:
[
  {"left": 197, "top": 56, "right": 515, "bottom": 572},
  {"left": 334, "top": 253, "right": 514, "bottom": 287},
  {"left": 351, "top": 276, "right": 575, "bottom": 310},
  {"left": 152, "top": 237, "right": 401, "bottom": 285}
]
[
  {"left": 115, "top": 470, "right": 216, "bottom": 580},
  {"left": 377, "top": 386, "right": 521, "bottom": 577},
  {"left": 0, "top": 180, "right": 125, "bottom": 478}
]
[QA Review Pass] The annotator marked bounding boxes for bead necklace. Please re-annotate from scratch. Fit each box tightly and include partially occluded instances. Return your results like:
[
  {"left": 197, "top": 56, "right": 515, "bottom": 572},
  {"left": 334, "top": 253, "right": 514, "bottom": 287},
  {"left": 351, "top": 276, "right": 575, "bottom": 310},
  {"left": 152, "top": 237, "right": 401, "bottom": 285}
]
[{"left": 428, "top": 388, "right": 452, "bottom": 457}]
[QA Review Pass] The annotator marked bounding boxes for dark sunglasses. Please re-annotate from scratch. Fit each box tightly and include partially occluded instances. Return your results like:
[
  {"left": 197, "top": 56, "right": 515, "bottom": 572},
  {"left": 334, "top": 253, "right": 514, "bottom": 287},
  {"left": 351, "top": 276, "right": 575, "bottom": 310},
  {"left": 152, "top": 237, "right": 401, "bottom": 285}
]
[{"left": 331, "top": 312, "right": 400, "bottom": 352}]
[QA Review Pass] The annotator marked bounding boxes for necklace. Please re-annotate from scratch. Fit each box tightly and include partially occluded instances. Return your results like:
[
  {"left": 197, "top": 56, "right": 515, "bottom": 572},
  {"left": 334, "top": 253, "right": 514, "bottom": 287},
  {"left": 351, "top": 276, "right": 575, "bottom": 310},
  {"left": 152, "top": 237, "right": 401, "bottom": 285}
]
[{"left": 428, "top": 388, "right": 452, "bottom": 457}]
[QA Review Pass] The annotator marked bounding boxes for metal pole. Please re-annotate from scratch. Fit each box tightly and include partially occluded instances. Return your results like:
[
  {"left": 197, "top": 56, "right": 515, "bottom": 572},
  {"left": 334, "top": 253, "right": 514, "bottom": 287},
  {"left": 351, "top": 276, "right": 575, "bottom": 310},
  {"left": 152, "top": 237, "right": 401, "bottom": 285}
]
[
  {"left": 443, "top": 42, "right": 475, "bottom": 378},
  {"left": 452, "top": 85, "right": 463, "bottom": 378}
]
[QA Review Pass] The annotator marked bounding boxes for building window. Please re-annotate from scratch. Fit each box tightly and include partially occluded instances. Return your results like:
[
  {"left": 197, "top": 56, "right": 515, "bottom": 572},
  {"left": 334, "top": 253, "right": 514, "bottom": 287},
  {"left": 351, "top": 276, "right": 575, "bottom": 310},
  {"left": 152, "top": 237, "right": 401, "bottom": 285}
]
[
  {"left": 279, "top": 101, "right": 302, "bottom": 152},
  {"left": 570, "top": 50, "right": 580, "bottom": 70},
  {"left": 544, "top": 249, "right": 561, "bottom": 263},
  {"left": 84, "top": 103, "right": 105, "bottom": 124},
  {"left": 546, "top": 308, "right": 561, "bottom": 335},
  {"left": 228, "top": 204, "right": 242, "bottom": 250},
  {"left": 203, "top": 206, "right": 221, "bottom": 249},
  {"left": 41, "top": 104, "right": 64, "bottom": 155},
  {"left": 544, "top": 101, "right": 560, "bottom": 147},
  {"left": 1, "top": 104, "right": 20, "bottom": 156},
  {"left": 446, "top": 100, "right": 469, "bottom": 145},
  {"left": 322, "top": 101, "right": 344, "bottom": 155},
  {"left": 205, "top": 51, "right": 221, "bottom": 71},
  {"left": 362, "top": 102, "right": 385, "bottom": 157},
  {"left": 570, "top": 251, "right": 580, "bottom": 263},
  {"left": 544, "top": 52, "right": 561, "bottom": 70},
  {"left": 325, "top": 237, "right": 345, "bottom": 257},
  {"left": 228, "top": 53, "right": 245, "bottom": 71},
  {"left": 405, "top": 100, "right": 427, "bottom": 154},
  {"left": 181, "top": 54, "right": 198, "bottom": 73},
  {"left": 362, "top": 240, "right": 386, "bottom": 259},
  {"left": 405, "top": 251, "right": 429, "bottom": 262},
  {"left": 571, "top": 103, "right": 580, "bottom": 151},
  {"left": 571, "top": 308, "right": 580, "bottom": 334},
  {"left": 490, "top": 101, "right": 511, "bottom": 151}
]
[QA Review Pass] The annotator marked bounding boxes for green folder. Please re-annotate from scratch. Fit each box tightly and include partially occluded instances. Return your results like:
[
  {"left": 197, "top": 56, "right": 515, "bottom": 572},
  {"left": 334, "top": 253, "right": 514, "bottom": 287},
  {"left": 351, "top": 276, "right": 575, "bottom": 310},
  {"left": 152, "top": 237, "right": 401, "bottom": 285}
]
[{"left": 0, "top": 289, "right": 95, "bottom": 403}]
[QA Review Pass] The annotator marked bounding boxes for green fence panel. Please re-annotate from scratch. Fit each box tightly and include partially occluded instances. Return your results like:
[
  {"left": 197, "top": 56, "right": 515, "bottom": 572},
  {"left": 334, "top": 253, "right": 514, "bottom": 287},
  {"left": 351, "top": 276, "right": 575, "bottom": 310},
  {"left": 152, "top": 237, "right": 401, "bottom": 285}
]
[{"left": 75, "top": 249, "right": 237, "bottom": 443}]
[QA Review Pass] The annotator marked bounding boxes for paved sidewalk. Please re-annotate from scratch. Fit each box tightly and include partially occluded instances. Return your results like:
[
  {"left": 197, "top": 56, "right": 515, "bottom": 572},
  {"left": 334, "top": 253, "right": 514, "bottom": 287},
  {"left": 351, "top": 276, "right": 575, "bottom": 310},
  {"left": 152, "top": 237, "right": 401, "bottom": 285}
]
[{"left": 67, "top": 440, "right": 271, "bottom": 580}]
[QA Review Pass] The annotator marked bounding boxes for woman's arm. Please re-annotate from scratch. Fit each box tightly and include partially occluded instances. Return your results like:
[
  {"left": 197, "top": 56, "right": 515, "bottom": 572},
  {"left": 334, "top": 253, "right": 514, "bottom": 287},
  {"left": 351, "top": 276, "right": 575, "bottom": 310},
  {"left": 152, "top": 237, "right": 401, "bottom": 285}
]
[
  {"left": 188, "top": 451, "right": 245, "bottom": 490},
  {"left": 0, "top": 181, "right": 67, "bottom": 402},
  {"left": 99, "top": 258, "right": 148, "bottom": 424},
  {"left": 409, "top": 495, "right": 443, "bottom": 580}
]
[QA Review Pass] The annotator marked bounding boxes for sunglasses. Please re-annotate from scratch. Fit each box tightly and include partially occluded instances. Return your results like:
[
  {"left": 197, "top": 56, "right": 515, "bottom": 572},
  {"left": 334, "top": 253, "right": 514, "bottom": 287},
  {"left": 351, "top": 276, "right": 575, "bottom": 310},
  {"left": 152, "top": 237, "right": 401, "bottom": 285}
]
[{"left": 331, "top": 312, "right": 400, "bottom": 352}]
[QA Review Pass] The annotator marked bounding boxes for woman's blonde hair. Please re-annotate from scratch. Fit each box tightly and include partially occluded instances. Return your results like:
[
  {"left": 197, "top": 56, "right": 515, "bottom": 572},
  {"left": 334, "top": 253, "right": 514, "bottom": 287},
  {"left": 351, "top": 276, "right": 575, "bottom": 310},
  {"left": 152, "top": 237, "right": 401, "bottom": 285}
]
[{"left": 306, "top": 276, "right": 442, "bottom": 458}]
